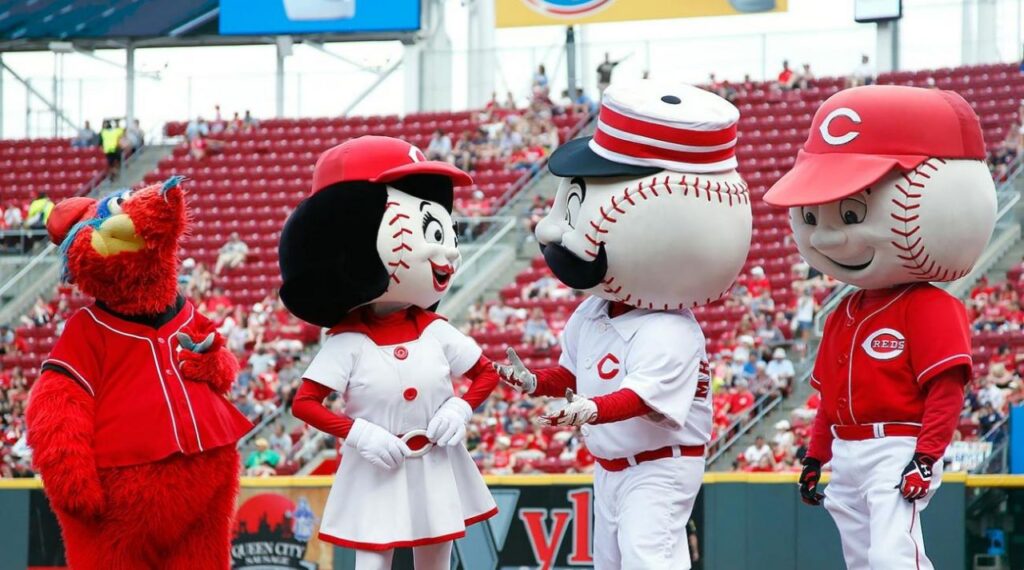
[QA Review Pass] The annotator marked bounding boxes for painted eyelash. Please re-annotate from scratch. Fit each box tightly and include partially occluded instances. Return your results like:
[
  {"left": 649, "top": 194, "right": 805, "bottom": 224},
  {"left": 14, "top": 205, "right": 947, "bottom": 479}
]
[{"left": 422, "top": 210, "right": 440, "bottom": 232}]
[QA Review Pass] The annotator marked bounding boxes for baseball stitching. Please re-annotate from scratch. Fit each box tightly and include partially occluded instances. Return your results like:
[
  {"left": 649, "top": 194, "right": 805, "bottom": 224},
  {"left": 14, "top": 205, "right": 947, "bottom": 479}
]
[
  {"left": 384, "top": 200, "right": 413, "bottom": 285},
  {"left": 588, "top": 174, "right": 750, "bottom": 310},
  {"left": 889, "top": 158, "right": 969, "bottom": 282}
]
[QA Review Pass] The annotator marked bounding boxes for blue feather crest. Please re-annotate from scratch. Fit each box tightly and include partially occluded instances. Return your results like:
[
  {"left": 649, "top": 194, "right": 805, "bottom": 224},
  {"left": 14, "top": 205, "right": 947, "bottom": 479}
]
[{"left": 57, "top": 217, "right": 104, "bottom": 282}]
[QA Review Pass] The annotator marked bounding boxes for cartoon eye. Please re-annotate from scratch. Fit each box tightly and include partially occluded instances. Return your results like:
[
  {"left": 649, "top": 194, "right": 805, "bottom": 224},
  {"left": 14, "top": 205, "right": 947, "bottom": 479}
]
[
  {"left": 423, "top": 213, "right": 445, "bottom": 244},
  {"left": 839, "top": 198, "right": 866, "bottom": 225},
  {"left": 106, "top": 190, "right": 132, "bottom": 215},
  {"left": 565, "top": 178, "right": 586, "bottom": 228},
  {"left": 800, "top": 206, "right": 818, "bottom": 226},
  {"left": 452, "top": 222, "right": 459, "bottom": 247}
]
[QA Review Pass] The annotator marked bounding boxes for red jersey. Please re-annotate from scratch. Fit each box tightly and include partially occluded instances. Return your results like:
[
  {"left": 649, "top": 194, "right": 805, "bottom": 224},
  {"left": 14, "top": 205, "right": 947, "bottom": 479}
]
[
  {"left": 43, "top": 298, "right": 253, "bottom": 468},
  {"left": 812, "top": 284, "right": 971, "bottom": 427}
]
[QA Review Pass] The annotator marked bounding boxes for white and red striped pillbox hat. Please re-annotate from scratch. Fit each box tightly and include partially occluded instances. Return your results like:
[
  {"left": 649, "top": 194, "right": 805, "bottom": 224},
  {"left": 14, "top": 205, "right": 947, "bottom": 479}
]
[{"left": 549, "top": 80, "right": 740, "bottom": 177}]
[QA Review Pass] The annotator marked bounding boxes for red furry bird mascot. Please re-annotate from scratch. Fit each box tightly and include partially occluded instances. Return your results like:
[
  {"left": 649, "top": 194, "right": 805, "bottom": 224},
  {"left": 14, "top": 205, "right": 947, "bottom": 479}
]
[{"left": 25, "top": 176, "right": 253, "bottom": 569}]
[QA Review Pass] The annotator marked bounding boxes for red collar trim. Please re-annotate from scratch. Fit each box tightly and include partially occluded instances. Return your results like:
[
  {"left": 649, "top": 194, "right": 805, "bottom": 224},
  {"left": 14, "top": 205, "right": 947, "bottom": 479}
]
[{"left": 328, "top": 306, "right": 446, "bottom": 345}]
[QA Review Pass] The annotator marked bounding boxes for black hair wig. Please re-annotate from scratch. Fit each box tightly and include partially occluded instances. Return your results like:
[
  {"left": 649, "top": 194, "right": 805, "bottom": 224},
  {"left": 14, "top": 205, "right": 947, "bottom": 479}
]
[{"left": 278, "top": 174, "right": 455, "bottom": 328}]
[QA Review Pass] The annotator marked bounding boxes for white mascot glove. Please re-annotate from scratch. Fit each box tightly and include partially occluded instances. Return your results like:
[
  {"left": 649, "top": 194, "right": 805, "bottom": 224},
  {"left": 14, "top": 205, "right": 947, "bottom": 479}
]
[
  {"left": 344, "top": 418, "right": 411, "bottom": 471},
  {"left": 539, "top": 389, "right": 598, "bottom": 427},
  {"left": 426, "top": 397, "right": 473, "bottom": 447},
  {"left": 494, "top": 347, "right": 537, "bottom": 395}
]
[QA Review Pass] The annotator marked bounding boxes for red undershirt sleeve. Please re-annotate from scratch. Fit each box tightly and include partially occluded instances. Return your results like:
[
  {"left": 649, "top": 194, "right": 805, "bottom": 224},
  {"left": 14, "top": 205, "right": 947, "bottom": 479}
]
[
  {"left": 460, "top": 356, "right": 500, "bottom": 409},
  {"left": 915, "top": 367, "right": 968, "bottom": 460},
  {"left": 591, "top": 388, "right": 652, "bottom": 424},
  {"left": 806, "top": 408, "right": 834, "bottom": 464},
  {"left": 532, "top": 365, "right": 578, "bottom": 397},
  {"left": 291, "top": 379, "right": 355, "bottom": 439}
]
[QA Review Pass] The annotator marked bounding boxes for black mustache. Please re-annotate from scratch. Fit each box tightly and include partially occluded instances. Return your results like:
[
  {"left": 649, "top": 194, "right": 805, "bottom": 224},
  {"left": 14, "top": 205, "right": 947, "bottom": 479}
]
[{"left": 540, "top": 243, "right": 608, "bottom": 290}]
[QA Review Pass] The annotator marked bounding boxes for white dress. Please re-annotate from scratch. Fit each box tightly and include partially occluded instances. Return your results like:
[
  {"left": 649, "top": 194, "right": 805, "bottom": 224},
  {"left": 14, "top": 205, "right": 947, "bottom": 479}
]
[{"left": 302, "top": 318, "right": 497, "bottom": 550}]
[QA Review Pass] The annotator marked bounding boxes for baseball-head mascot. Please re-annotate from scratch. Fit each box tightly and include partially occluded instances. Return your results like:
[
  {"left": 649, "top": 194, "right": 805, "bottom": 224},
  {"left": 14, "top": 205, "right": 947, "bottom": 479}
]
[
  {"left": 281, "top": 136, "right": 499, "bottom": 568},
  {"left": 764, "top": 85, "right": 996, "bottom": 569},
  {"left": 496, "top": 80, "right": 752, "bottom": 569},
  {"left": 25, "top": 178, "right": 253, "bottom": 568}
]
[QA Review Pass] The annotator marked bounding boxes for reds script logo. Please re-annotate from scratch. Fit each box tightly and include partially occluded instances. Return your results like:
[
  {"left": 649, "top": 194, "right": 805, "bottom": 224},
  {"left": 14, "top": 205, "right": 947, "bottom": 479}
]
[
  {"left": 597, "top": 353, "right": 620, "bottom": 380},
  {"left": 861, "top": 328, "right": 906, "bottom": 360},
  {"left": 819, "top": 107, "right": 861, "bottom": 146}
]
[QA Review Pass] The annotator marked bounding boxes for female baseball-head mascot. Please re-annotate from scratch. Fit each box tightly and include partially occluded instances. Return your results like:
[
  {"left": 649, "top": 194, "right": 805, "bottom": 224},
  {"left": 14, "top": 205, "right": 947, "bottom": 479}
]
[
  {"left": 764, "top": 85, "right": 996, "bottom": 570},
  {"left": 281, "top": 135, "right": 499, "bottom": 570}
]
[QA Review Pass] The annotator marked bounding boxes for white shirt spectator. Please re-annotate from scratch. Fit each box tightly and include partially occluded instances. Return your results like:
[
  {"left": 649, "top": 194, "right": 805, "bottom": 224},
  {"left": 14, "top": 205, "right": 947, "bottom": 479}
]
[
  {"left": 766, "top": 353, "right": 795, "bottom": 384},
  {"left": 249, "top": 350, "right": 277, "bottom": 376},
  {"left": 978, "top": 382, "right": 1005, "bottom": 411},
  {"left": 743, "top": 441, "right": 774, "bottom": 466},
  {"left": 4, "top": 205, "right": 23, "bottom": 228}
]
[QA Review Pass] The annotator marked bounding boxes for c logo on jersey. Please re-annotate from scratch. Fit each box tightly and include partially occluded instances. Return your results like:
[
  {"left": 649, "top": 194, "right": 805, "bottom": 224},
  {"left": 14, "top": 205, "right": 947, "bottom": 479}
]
[
  {"left": 597, "top": 353, "right": 620, "bottom": 380},
  {"left": 861, "top": 328, "right": 906, "bottom": 360}
]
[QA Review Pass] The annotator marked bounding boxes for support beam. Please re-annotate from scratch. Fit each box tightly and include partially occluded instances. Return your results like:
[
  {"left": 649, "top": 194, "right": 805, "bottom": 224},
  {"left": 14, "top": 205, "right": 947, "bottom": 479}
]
[
  {"left": 466, "top": 0, "right": 495, "bottom": 109},
  {"left": 126, "top": 43, "right": 135, "bottom": 128},
  {"left": 275, "top": 36, "right": 292, "bottom": 118},
  {"left": 566, "top": 27, "right": 577, "bottom": 99},
  {"left": 1, "top": 61, "right": 76, "bottom": 131},
  {"left": 0, "top": 53, "right": 4, "bottom": 138},
  {"left": 876, "top": 19, "right": 899, "bottom": 73},
  {"left": 347, "top": 56, "right": 402, "bottom": 116},
  {"left": 303, "top": 41, "right": 385, "bottom": 75}
]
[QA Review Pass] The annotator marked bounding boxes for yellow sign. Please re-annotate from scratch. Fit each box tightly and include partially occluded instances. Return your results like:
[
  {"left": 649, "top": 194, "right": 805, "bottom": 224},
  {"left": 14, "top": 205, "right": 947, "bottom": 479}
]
[{"left": 496, "top": 0, "right": 787, "bottom": 28}]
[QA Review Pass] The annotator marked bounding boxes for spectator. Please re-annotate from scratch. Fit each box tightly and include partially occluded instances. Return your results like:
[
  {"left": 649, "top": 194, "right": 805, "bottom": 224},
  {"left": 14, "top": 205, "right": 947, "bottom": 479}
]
[
  {"left": 244, "top": 438, "right": 281, "bottom": 476},
  {"left": 248, "top": 346, "right": 277, "bottom": 376},
  {"left": 743, "top": 436, "right": 775, "bottom": 471},
  {"left": 3, "top": 202, "right": 23, "bottom": 230},
  {"left": 185, "top": 116, "right": 210, "bottom": 141},
  {"left": 777, "top": 60, "right": 796, "bottom": 90},
  {"left": 214, "top": 232, "right": 250, "bottom": 274},
  {"left": 268, "top": 424, "right": 293, "bottom": 456},
  {"left": 796, "top": 63, "right": 814, "bottom": 89},
  {"left": 793, "top": 286, "right": 816, "bottom": 350},
  {"left": 562, "top": 89, "right": 598, "bottom": 115},
  {"left": 523, "top": 308, "right": 556, "bottom": 351},
  {"left": 426, "top": 129, "right": 453, "bottom": 161},
  {"left": 533, "top": 65, "right": 549, "bottom": 94},
  {"left": 596, "top": 52, "right": 624, "bottom": 94},
  {"left": 242, "top": 110, "right": 258, "bottom": 131},
  {"left": 977, "top": 377, "right": 1006, "bottom": 411},
  {"left": 72, "top": 120, "right": 98, "bottom": 148},
  {"left": 123, "top": 119, "right": 144, "bottom": 155},
  {"left": 766, "top": 347, "right": 796, "bottom": 392},
  {"left": 849, "top": 54, "right": 875, "bottom": 87},
  {"left": 25, "top": 193, "right": 54, "bottom": 229},
  {"left": 99, "top": 119, "right": 125, "bottom": 180}
]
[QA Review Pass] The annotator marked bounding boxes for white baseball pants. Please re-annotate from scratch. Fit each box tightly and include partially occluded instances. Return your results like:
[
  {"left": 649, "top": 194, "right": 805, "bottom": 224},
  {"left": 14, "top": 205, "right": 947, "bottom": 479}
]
[
  {"left": 824, "top": 437, "right": 943, "bottom": 570},
  {"left": 593, "top": 455, "right": 704, "bottom": 570}
]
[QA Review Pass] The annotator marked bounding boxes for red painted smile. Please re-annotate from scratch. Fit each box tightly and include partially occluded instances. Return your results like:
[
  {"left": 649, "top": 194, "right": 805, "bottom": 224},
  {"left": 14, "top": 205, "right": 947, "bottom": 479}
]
[{"left": 430, "top": 262, "right": 454, "bottom": 291}]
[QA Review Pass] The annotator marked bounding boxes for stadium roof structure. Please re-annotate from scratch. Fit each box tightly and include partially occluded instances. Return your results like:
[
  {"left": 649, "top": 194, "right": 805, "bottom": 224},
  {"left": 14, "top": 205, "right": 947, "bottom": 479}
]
[{"left": 0, "top": 0, "right": 418, "bottom": 52}]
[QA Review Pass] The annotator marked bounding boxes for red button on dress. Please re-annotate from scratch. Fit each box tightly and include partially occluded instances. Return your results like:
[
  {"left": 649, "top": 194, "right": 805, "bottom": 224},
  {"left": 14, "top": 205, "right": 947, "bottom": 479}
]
[
  {"left": 394, "top": 346, "right": 409, "bottom": 360},
  {"left": 404, "top": 388, "right": 418, "bottom": 401}
]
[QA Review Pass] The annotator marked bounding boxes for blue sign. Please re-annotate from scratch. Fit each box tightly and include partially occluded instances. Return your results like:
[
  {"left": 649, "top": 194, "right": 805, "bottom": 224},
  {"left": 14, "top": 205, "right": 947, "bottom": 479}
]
[{"left": 219, "top": 0, "right": 421, "bottom": 35}]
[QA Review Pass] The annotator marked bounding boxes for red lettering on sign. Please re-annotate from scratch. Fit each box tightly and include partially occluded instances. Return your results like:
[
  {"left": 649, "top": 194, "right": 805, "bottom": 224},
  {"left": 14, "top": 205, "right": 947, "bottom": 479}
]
[
  {"left": 519, "top": 509, "right": 573, "bottom": 570},
  {"left": 567, "top": 489, "right": 594, "bottom": 564}
]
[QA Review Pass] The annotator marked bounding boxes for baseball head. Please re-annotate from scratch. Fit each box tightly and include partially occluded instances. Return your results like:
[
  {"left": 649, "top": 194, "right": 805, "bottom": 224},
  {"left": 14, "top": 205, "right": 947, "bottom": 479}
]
[
  {"left": 764, "top": 85, "right": 996, "bottom": 289},
  {"left": 536, "top": 171, "right": 752, "bottom": 309},
  {"left": 788, "top": 158, "right": 995, "bottom": 289},
  {"left": 538, "top": 80, "right": 752, "bottom": 310},
  {"left": 279, "top": 136, "right": 470, "bottom": 327}
]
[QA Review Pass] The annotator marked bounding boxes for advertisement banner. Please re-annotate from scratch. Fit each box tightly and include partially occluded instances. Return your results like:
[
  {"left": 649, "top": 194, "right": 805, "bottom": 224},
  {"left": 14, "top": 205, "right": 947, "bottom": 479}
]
[
  {"left": 219, "top": 0, "right": 421, "bottom": 36},
  {"left": 495, "top": 0, "right": 788, "bottom": 28}
]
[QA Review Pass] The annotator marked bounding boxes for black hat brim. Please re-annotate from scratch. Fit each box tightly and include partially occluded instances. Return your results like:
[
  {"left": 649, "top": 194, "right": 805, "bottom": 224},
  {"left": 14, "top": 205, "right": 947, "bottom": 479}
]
[{"left": 548, "top": 137, "right": 662, "bottom": 178}]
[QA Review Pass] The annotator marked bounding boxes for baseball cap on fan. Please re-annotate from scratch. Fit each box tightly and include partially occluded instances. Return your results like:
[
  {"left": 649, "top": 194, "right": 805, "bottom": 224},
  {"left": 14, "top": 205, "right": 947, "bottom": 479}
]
[
  {"left": 763, "top": 85, "right": 986, "bottom": 207},
  {"left": 549, "top": 80, "right": 740, "bottom": 177},
  {"left": 310, "top": 135, "right": 472, "bottom": 195}
]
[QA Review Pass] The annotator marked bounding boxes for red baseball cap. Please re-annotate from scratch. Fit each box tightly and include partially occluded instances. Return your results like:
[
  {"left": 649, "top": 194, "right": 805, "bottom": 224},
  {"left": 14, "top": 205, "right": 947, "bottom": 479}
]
[
  {"left": 47, "top": 196, "right": 97, "bottom": 245},
  {"left": 310, "top": 135, "right": 473, "bottom": 195},
  {"left": 763, "top": 85, "right": 986, "bottom": 207}
]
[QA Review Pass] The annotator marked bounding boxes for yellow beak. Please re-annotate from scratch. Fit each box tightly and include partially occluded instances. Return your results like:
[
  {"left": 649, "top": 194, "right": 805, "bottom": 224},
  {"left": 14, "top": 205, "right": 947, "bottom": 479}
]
[{"left": 90, "top": 214, "right": 145, "bottom": 256}]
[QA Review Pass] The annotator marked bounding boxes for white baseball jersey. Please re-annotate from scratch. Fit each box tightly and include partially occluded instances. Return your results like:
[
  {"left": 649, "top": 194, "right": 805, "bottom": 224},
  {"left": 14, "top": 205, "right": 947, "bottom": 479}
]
[{"left": 558, "top": 297, "right": 713, "bottom": 459}]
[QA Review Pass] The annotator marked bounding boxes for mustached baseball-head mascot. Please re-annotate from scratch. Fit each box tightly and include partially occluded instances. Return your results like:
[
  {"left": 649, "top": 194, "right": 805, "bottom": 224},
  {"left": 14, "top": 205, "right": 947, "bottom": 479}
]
[
  {"left": 496, "top": 80, "right": 752, "bottom": 569},
  {"left": 764, "top": 85, "right": 996, "bottom": 569},
  {"left": 25, "top": 178, "right": 254, "bottom": 568},
  {"left": 282, "top": 136, "right": 499, "bottom": 569}
]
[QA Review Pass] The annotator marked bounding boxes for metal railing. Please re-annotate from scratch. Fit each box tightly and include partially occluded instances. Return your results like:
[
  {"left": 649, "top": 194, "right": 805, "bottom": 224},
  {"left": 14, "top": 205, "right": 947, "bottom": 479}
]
[
  {"left": 0, "top": 229, "right": 49, "bottom": 255},
  {"left": 707, "top": 389, "right": 786, "bottom": 465}
]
